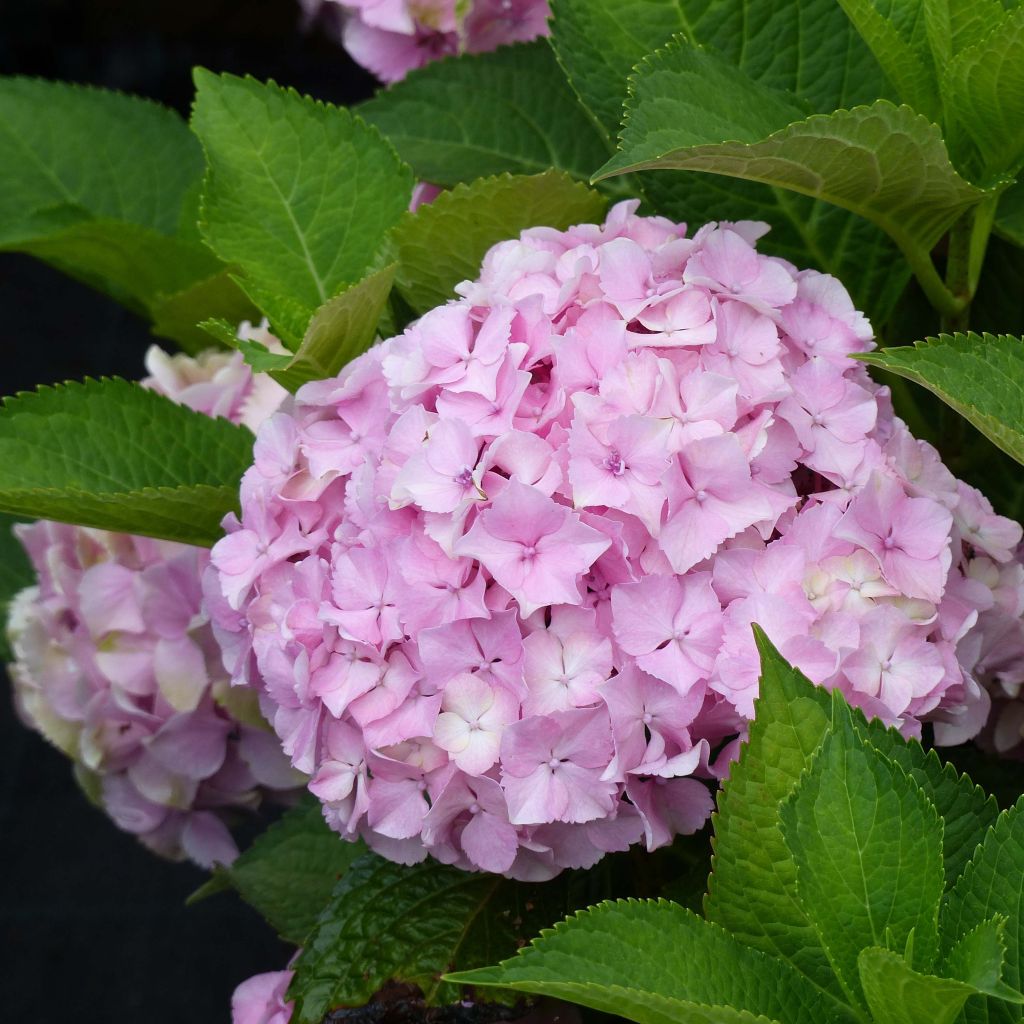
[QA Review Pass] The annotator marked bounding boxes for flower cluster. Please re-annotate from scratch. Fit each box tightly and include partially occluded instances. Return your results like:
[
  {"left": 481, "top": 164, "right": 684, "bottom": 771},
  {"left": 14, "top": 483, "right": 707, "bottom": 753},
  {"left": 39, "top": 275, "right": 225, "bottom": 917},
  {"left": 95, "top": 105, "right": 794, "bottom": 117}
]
[
  {"left": 321, "top": 0, "right": 551, "bottom": 82},
  {"left": 5, "top": 344, "right": 298, "bottom": 867},
  {"left": 211, "top": 200, "right": 1024, "bottom": 878}
]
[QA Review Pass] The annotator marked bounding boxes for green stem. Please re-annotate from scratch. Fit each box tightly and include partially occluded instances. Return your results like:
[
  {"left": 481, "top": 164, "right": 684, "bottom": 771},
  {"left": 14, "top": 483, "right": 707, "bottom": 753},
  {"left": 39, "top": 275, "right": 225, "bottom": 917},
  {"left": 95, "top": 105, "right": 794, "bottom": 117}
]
[
  {"left": 901, "top": 239, "right": 965, "bottom": 323},
  {"left": 941, "top": 198, "right": 996, "bottom": 334}
]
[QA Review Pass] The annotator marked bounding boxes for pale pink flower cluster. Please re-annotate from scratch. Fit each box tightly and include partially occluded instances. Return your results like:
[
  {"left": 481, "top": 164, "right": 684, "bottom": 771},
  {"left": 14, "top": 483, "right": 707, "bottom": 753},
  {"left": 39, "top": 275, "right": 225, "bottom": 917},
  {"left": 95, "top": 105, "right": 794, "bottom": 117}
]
[
  {"left": 323, "top": 0, "right": 551, "bottom": 82},
  {"left": 5, "top": 345, "right": 298, "bottom": 867},
  {"left": 210, "top": 201, "right": 1024, "bottom": 878}
]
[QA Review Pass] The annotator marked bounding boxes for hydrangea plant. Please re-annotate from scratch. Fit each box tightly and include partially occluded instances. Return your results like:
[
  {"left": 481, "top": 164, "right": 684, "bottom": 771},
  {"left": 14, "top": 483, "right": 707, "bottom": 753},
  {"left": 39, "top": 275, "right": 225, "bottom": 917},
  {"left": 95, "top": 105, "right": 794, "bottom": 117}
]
[{"left": 3, "top": 0, "right": 1024, "bottom": 1020}]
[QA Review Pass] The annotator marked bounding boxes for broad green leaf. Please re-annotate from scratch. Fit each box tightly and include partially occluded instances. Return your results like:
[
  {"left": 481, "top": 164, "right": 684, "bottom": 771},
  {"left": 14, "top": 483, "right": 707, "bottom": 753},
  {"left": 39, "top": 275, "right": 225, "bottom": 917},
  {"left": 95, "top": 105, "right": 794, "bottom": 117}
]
[
  {"left": 549, "top": 0, "right": 888, "bottom": 138},
  {"left": 193, "top": 798, "right": 364, "bottom": 945},
  {"left": 944, "top": 918, "right": 1024, "bottom": 1003},
  {"left": 833, "top": 0, "right": 939, "bottom": 119},
  {"left": 923, "top": 0, "right": 1008, "bottom": 66},
  {"left": 192, "top": 70, "right": 412, "bottom": 326},
  {"left": 705, "top": 629, "right": 842, "bottom": 1003},
  {"left": 0, "top": 77, "right": 202, "bottom": 239},
  {"left": 942, "top": 9, "right": 1024, "bottom": 182},
  {"left": 0, "top": 378, "right": 254, "bottom": 546},
  {"left": 859, "top": 334, "right": 1024, "bottom": 467},
  {"left": 289, "top": 855, "right": 576, "bottom": 1021},
  {"left": 596, "top": 42, "right": 992, "bottom": 258},
  {"left": 0, "top": 512, "right": 33, "bottom": 662},
  {"left": 14, "top": 219, "right": 223, "bottom": 317},
  {"left": 243, "top": 264, "right": 396, "bottom": 392},
  {"left": 447, "top": 899, "right": 847, "bottom": 1024},
  {"left": 233, "top": 279, "right": 311, "bottom": 351},
  {"left": 149, "top": 269, "right": 259, "bottom": 355},
  {"left": 780, "top": 699, "right": 945, "bottom": 1006},
  {"left": 943, "top": 799, "right": 1024, "bottom": 1016},
  {"left": 388, "top": 171, "right": 607, "bottom": 314},
  {"left": 857, "top": 947, "right": 979, "bottom": 1024},
  {"left": 845, "top": 707, "right": 998, "bottom": 888},
  {"left": 359, "top": 42, "right": 610, "bottom": 187}
]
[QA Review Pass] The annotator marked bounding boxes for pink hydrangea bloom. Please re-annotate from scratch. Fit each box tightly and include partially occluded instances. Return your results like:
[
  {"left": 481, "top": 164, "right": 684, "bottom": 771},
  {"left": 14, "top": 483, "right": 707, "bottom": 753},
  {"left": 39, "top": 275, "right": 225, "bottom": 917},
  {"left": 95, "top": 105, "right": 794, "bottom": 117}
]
[
  {"left": 5, "top": 345, "right": 298, "bottom": 867},
  {"left": 232, "top": 968, "right": 294, "bottom": 1024},
  {"left": 322, "top": 0, "right": 551, "bottom": 82},
  {"left": 211, "top": 201, "right": 1024, "bottom": 878}
]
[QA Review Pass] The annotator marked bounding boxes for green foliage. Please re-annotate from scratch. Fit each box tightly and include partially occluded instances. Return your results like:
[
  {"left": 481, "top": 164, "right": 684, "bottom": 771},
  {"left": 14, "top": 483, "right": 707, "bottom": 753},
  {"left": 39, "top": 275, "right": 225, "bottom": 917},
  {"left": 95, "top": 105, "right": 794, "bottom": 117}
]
[
  {"left": 149, "top": 270, "right": 260, "bottom": 356},
  {"left": 237, "top": 264, "right": 397, "bottom": 392},
  {"left": 450, "top": 899, "right": 842, "bottom": 1024},
  {"left": 780, "top": 704, "right": 945, "bottom": 1004},
  {"left": 0, "top": 76, "right": 249, "bottom": 348},
  {"left": 359, "top": 43, "right": 610, "bottom": 187},
  {"left": 596, "top": 42, "right": 991, "bottom": 262},
  {"left": 192, "top": 798, "right": 366, "bottom": 945},
  {"left": 860, "top": 334, "right": 1024, "bottom": 467},
  {"left": 451, "top": 635, "right": 1024, "bottom": 1024},
  {"left": 288, "top": 855, "right": 578, "bottom": 1022},
  {"left": 192, "top": 70, "right": 412, "bottom": 335},
  {"left": 0, "top": 378, "right": 254, "bottom": 545},
  {"left": 387, "top": 171, "right": 607, "bottom": 314}
]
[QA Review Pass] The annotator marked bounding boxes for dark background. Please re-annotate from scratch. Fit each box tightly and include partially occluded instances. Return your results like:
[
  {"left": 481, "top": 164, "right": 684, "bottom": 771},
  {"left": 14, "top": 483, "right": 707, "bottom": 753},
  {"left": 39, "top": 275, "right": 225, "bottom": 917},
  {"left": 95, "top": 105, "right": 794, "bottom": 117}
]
[{"left": 0, "top": 2, "right": 375, "bottom": 1020}]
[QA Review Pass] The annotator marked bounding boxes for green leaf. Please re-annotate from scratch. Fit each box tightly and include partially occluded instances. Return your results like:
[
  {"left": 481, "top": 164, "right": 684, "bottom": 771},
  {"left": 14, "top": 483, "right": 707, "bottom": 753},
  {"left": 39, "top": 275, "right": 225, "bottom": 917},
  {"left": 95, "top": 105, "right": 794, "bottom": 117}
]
[
  {"left": 192, "top": 70, "right": 412, "bottom": 326},
  {"left": 942, "top": 9, "right": 1024, "bottom": 182},
  {"left": 943, "top": 917, "right": 1024, "bottom": 1003},
  {"left": 359, "top": 42, "right": 610, "bottom": 187},
  {"left": 923, "top": 0, "right": 1007, "bottom": 65},
  {"left": 149, "top": 269, "right": 259, "bottom": 355},
  {"left": 995, "top": 181, "right": 1024, "bottom": 248},
  {"left": 196, "top": 798, "right": 365, "bottom": 945},
  {"left": 596, "top": 41, "right": 992, "bottom": 259},
  {"left": 0, "top": 512, "right": 33, "bottom": 662},
  {"left": 388, "top": 171, "right": 607, "bottom": 314},
  {"left": 0, "top": 77, "right": 202, "bottom": 239},
  {"left": 705, "top": 628, "right": 842, "bottom": 1002},
  {"left": 0, "top": 378, "right": 254, "bottom": 546},
  {"left": 943, "top": 798, "right": 1024, "bottom": 1014},
  {"left": 249, "top": 263, "right": 397, "bottom": 392},
  {"left": 779, "top": 697, "right": 945, "bottom": 1006},
  {"left": 844, "top": 708, "right": 998, "bottom": 888},
  {"left": 857, "top": 946, "right": 981, "bottom": 1024},
  {"left": 447, "top": 899, "right": 847, "bottom": 1024},
  {"left": 858, "top": 334, "right": 1024, "bottom": 467},
  {"left": 289, "top": 855, "right": 576, "bottom": 1021},
  {"left": 14, "top": 219, "right": 223, "bottom": 317},
  {"left": 549, "top": 0, "right": 888, "bottom": 138},
  {"left": 833, "top": 0, "right": 939, "bottom": 120}
]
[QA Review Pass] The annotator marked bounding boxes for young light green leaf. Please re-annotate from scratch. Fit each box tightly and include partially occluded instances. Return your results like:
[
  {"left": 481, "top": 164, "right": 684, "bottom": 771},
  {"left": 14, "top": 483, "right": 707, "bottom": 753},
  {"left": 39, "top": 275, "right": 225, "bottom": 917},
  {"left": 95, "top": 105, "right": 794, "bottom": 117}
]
[
  {"left": 857, "top": 947, "right": 981, "bottom": 1024},
  {"left": 842, "top": 704, "right": 998, "bottom": 888},
  {"left": 289, "top": 855, "right": 576, "bottom": 1021},
  {"left": 193, "top": 798, "right": 365, "bottom": 945},
  {"left": 833, "top": 0, "right": 939, "bottom": 120},
  {"left": 779, "top": 698, "right": 945, "bottom": 1006},
  {"left": 388, "top": 172, "right": 607, "bottom": 314},
  {"left": 943, "top": 917, "right": 1024, "bottom": 1003},
  {"left": 942, "top": 9, "right": 1024, "bottom": 182},
  {"left": 923, "top": 0, "right": 1007, "bottom": 66},
  {"left": 705, "top": 629, "right": 842, "bottom": 1003},
  {"left": 447, "top": 899, "right": 848, "bottom": 1024},
  {"left": 0, "top": 378, "right": 254, "bottom": 546},
  {"left": 549, "top": 0, "right": 888, "bottom": 138},
  {"left": 149, "top": 269, "right": 259, "bottom": 355},
  {"left": 942, "top": 798, "right": 1024, "bottom": 1012},
  {"left": 0, "top": 77, "right": 202, "bottom": 240},
  {"left": 596, "top": 42, "right": 992, "bottom": 259},
  {"left": 359, "top": 42, "right": 610, "bottom": 187},
  {"left": 192, "top": 70, "right": 412, "bottom": 326},
  {"left": 252, "top": 264, "right": 396, "bottom": 392},
  {"left": 859, "top": 334, "right": 1024, "bottom": 467}
]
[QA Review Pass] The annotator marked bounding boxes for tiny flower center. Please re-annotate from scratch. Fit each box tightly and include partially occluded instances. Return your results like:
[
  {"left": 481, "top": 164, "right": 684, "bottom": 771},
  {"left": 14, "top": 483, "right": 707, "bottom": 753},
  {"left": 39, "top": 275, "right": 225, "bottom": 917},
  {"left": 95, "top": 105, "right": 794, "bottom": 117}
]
[
  {"left": 603, "top": 449, "right": 626, "bottom": 476},
  {"left": 642, "top": 712, "right": 654, "bottom": 725},
  {"left": 547, "top": 757, "right": 562, "bottom": 771},
  {"left": 695, "top": 489, "right": 708, "bottom": 503},
  {"left": 454, "top": 467, "right": 475, "bottom": 487},
  {"left": 468, "top": 802, "right": 481, "bottom": 815},
  {"left": 521, "top": 544, "right": 537, "bottom": 559}
]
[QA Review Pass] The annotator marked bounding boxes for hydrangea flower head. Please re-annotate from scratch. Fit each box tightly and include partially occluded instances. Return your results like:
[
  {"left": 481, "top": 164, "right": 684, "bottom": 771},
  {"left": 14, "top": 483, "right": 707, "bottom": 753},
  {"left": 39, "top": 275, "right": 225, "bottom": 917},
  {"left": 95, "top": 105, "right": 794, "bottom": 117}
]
[
  {"left": 322, "top": 0, "right": 551, "bottom": 82},
  {"left": 212, "top": 200, "right": 1024, "bottom": 878},
  {"left": 5, "top": 344, "right": 298, "bottom": 867}
]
